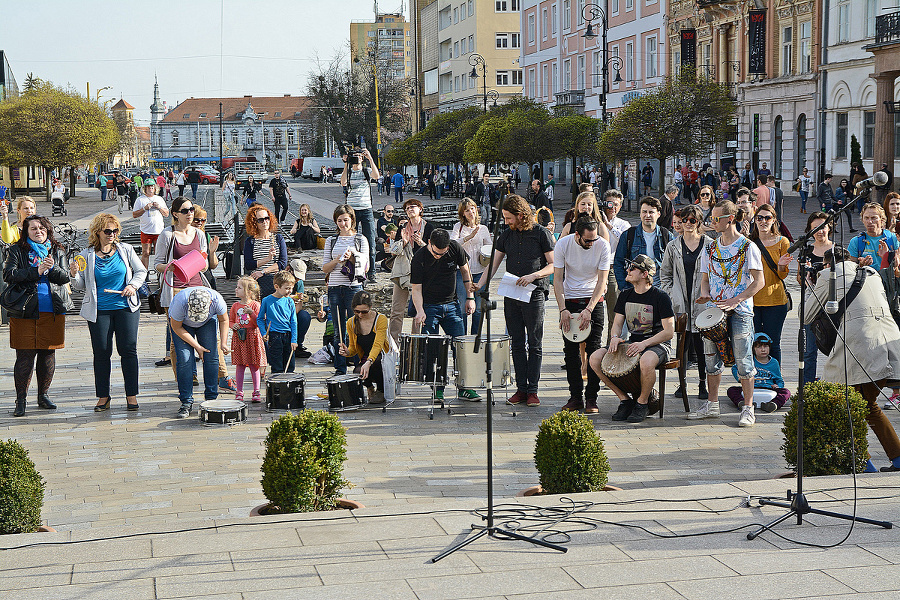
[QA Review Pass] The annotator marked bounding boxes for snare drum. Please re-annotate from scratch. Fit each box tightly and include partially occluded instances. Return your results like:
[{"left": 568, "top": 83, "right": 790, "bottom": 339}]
[
  {"left": 199, "top": 399, "right": 247, "bottom": 426},
  {"left": 327, "top": 374, "right": 365, "bottom": 411},
  {"left": 400, "top": 334, "right": 451, "bottom": 385},
  {"left": 266, "top": 373, "right": 306, "bottom": 410},
  {"left": 696, "top": 306, "right": 735, "bottom": 366},
  {"left": 453, "top": 334, "right": 511, "bottom": 389},
  {"left": 600, "top": 344, "right": 660, "bottom": 415}
]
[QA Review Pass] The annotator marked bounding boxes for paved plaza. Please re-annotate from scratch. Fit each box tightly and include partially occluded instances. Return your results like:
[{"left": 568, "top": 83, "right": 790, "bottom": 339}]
[{"left": 1, "top": 182, "right": 898, "bottom": 598}]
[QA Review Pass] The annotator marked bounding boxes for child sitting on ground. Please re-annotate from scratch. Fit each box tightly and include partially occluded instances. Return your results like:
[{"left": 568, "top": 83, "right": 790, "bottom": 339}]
[
  {"left": 727, "top": 332, "right": 790, "bottom": 413},
  {"left": 257, "top": 270, "right": 298, "bottom": 374}
]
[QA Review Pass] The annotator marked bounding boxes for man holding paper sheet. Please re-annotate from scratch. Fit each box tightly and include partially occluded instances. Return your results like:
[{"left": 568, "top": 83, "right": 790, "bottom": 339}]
[{"left": 476, "top": 195, "right": 555, "bottom": 407}]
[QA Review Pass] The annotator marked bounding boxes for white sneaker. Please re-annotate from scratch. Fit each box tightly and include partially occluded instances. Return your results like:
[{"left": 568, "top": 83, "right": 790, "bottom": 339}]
[
  {"left": 687, "top": 400, "right": 720, "bottom": 420},
  {"left": 738, "top": 404, "right": 756, "bottom": 427}
]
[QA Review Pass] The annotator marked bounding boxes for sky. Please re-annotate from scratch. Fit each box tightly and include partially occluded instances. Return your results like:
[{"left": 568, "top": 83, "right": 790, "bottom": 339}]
[{"left": 2, "top": 0, "right": 404, "bottom": 125}]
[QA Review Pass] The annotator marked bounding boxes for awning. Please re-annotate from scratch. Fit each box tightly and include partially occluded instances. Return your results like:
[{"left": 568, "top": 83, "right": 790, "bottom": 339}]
[
  {"left": 185, "top": 156, "right": 221, "bottom": 163},
  {"left": 149, "top": 158, "right": 184, "bottom": 163}
]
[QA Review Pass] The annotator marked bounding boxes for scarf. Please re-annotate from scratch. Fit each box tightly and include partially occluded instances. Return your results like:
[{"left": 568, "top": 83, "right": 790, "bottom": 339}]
[{"left": 27, "top": 238, "right": 50, "bottom": 265}]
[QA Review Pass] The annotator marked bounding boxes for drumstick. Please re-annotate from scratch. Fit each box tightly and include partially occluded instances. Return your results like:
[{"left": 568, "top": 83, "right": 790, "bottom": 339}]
[
  {"left": 284, "top": 347, "right": 295, "bottom": 373},
  {"left": 103, "top": 288, "right": 126, "bottom": 295}
]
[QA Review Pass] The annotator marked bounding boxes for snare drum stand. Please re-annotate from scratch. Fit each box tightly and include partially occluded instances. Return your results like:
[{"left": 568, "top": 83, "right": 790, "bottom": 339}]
[{"left": 432, "top": 198, "right": 566, "bottom": 562}]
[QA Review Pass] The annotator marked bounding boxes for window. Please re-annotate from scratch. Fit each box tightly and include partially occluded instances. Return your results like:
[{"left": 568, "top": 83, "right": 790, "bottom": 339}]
[
  {"left": 287, "top": 129, "right": 295, "bottom": 145},
  {"left": 512, "top": 0, "right": 520, "bottom": 9},
  {"left": 274, "top": 129, "right": 282, "bottom": 145},
  {"left": 797, "top": 114, "right": 807, "bottom": 174},
  {"left": 674, "top": 50, "right": 681, "bottom": 77},
  {"left": 469, "top": 34, "right": 474, "bottom": 51},
  {"left": 512, "top": 70, "right": 523, "bottom": 85},
  {"left": 496, "top": 33, "right": 509, "bottom": 48},
  {"left": 835, "top": 113, "right": 848, "bottom": 159},
  {"left": 247, "top": 130, "right": 254, "bottom": 145},
  {"left": 529, "top": 68, "right": 536, "bottom": 97},
  {"left": 497, "top": 71, "right": 510, "bottom": 86},
  {"left": 542, "top": 8, "right": 548, "bottom": 39},
  {"left": 625, "top": 42, "right": 634, "bottom": 84},
  {"left": 453, "top": 7, "right": 458, "bottom": 23},
  {"left": 773, "top": 117, "right": 783, "bottom": 179},
  {"left": 496, "top": 0, "right": 507, "bottom": 10},
  {"left": 468, "top": 0, "right": 473, "bottom": 16},
  {"left": 455, "top": 76, "right": 460, "bottom": 92},
  {"left": 454, "top": 41, "right": 459, "bottom": 56},
  {"left": 552, "top": 62, "right": 558, "bottom": 95},
  {"left": 543, "top": 64, "right": 549, "bottom": 97},
  {"left": 263, "top": 129, "right": 269, "bottom": 145},
  {"left": 866, "top": 0, "right": 877, "bottom": 38},
  {"left": 460, "top": 3, "right": 466, "bottom": 20},
  {"left": 563, "top": 59, "right": 571, "bottom": 91},
  {"left": 592, "top": 51, "right": 600, "bottom": 88},
  {"left": 461, "top": 37, "right": 467, "bottom": 53},
  {"left": 462, "top": 74, "right": 467, "bottom": 90},
  {"left": 781, "top": 27, "right": 793, "bottom": 75},
  {"left": 172, "top": 131, "right": 179, "bottom": 146},
  {"left": 563, "top": 0, "right": 570, "bottom": 29},
  {"left": 551, "top": 4, "right": 557, "bottom": 35},
  {"left": 511, "top": 33, "right": 520, "bottom": 48},
  {"left": 199, "top": 112, "right": 207, "bottom": 118},
  {"left": 864, "top": 110, "right": 876, "bottom": 158},
  {"left": 611, "top": 0, "right": 619, "bottom": 14},
  {"left": 800, "top": 22, "right": 811, "bottom": 73},
  {"left": 182, "top": 114, "right": 190, "bottom": 119},
  {"left": 577, "top": 0, "right": 584, "bottom": 25},
  {"left": 577, "top": 55, "right": 585, "bottom": 89},
  {"left": 626, "top": 0, "right": 633, "bottom": 10},
  {"left": 232, "top": 130, "right": 239, "bottom": 144},
  {"left": 646, "top": 37, "right": 657, "bottom": 78},
  {"left": 837, "top": 1, "right": 849, "bottom": 43},
  {"left": 528, "top": 14, "right": 535, "bottom": 44}
]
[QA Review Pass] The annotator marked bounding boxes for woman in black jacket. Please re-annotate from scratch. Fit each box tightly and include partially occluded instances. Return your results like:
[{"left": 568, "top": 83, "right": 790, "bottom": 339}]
[{"left": 3, "top": 215, "right": 74, "bottom": 416}]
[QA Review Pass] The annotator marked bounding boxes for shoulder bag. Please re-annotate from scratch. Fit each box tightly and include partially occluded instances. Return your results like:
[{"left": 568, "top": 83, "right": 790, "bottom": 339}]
[
  {"left": 753, "top": 237, "right": 792, "bottom": 311},
  {"left": 810, "top": 267, "right": 867, "bottom": 356}
]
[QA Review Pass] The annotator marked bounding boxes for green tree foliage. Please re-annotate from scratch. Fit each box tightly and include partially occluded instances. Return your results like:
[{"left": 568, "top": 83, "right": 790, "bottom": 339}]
[
  {"left": 0, "top": 81, "right": 119, "bottom": 198},
  {"left": 465, "top": 99, "right": 555, "bottom": 166},
  {"left": 599, "top": 68, "right": 736, "bottom": 194},
  {"left": 534, "top": 411, "right": 610, "bottom": 494},
  {"left": 548, "top": 112, "right": 601, "bottom": 201},
  {"left": 0, "top": 439, "right": 45, "bottom": 534}
]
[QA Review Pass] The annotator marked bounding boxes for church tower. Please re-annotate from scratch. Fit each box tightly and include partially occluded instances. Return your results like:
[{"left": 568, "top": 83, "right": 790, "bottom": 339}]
[{"left": 150, "top": 75, "right": 164, "bottom": 124}]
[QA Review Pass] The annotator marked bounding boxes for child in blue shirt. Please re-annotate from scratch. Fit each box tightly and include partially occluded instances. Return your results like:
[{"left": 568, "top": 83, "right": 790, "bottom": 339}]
[
  {"left": 258, "top": 270, "right": 298, "bottom": 374},
  {"left": 727, "top": 333, "right": 790, "bottom": 413}
]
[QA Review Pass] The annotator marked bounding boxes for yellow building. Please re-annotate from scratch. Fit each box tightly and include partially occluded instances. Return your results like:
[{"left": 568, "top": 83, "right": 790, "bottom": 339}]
[
  {"left": 350, "top": 13, "right": 413, "bottom": 81},
  {"left": 110, "top": 99, "right": 151, "bottom": 168}
]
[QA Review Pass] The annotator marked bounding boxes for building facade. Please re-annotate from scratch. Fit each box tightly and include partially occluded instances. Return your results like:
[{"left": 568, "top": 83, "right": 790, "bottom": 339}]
[
  {"left": 415, "top": 0, "right": 523, "bottom": 122},
  {"left": 351, "top": 13, "right": 413, "bottom": 82},
  {"left": 110, "top": 99, "right": 151, "bottom": 168}
]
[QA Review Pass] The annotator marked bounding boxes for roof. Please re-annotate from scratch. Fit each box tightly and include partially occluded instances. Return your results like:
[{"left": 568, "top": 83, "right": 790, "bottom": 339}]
[
  {"left": 135, "top": 126, "right": 150, "bottom": 141},
  {"left": 111, "top": 99, "right": 135, "bottom": 110},
  {"left": 160, "top": 95, "right": 315, "bottom": 123}
]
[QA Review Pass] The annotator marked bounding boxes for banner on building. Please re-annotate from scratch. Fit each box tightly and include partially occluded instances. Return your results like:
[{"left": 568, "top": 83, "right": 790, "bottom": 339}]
[
  {"left": 748, "top": 10, "right": 766, "bottom": 74},
  {"left": 680, "top": 29, "right": 697, "bottom": 67}
]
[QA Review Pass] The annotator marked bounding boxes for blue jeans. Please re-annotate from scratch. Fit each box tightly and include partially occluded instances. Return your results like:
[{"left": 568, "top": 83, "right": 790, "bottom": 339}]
[
  {"left": 703, "top": 310, "right": 756, "bottom": 379},
  {"left": 190, "top": 182, "right": 198, "bottom": 199},
  {"left": 803, "top": 324, "right": 818, "bottom": 384},
  {"left": 172, "top": 319, "right": 219, "bottom": 405},
  {"left": 799, "top": 190, "right": 808, "bottom": 210},
  {"left": 394, "top": 187, "right": 403, "bottom": 204},
  {"left": 753, "top": 303, "right": 789, "bottom": 364},
  {"left": 87, "top": 309, "right": 140, "bottom": 398},
  {"left": 268, "top": 331, "right": 295, "bottom": 374},
  {"left": 455, "top": 270, "right": 483, "bottom": 335},
  {"left": 355, "top": 207, "right": 377, "bottom": 280},
  {"left": 100, "top": 186, "right": 107, "bottom": 202},
  {"left": 505, "top": 289, "right": 546, "bottom": 393},
  {"left": 422, "top": 301, "right": 465, "bottom": 338},
  {"left": 329, "top": 284, "right": 362, "bottom": 374},
  {"left": 435, "top": 184, "right": 443, "bottom": 200},
  {"left": 298, "top": 309, "right": 311, "bottom": 345}
]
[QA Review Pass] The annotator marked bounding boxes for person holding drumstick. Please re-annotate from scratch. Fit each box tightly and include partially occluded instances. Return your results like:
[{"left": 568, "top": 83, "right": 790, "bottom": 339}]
[
  {"left": 691, "top": 200, "right": 765, "bottom": 426},
  {"left": 555, "top": 217, "right": 610, "bottom": 415},
  {"left": 588, "top": 255, "right": 674, "bottom": 423}
]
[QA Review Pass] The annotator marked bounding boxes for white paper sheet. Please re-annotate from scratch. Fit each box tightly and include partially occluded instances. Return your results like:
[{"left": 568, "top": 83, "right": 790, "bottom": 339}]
[{"left": 497, "top": 272, "right": 537, "bottom": 302}]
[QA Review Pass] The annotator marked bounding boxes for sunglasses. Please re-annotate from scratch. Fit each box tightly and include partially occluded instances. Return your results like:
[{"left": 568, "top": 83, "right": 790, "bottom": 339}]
[
  {"left": 178, "top": 207, "right": 195, "bottom": 214},
  {"left": 102, "top": 228, "right": 119, "bottom": 236},
  {"left": 579, "top": 236, "right": 598, "bottom": 245},
  {"left": 700, "top": 193, "right": 711, "bottom": 197},
  {"left": 256, "top": 216, "right": 270, "bottom": 223},
  {"left": 193, "top": 218, "right": 207, "bottom": 224},
  {"left": 353, "top": 308, "right": 370, "bottom": 315},
  {"left": 682, "top": 217, "right": 698, "bottom": 225},
  {"left": 755, "top": 215, "right": 773, "bottom": 222},
  {"left": 711, "top": 215, "right": 732, "bottom": 223}
]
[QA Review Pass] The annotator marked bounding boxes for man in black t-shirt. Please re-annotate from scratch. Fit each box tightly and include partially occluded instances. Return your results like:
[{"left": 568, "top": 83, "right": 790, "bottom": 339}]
[
  {"left": 185, "top": 168, "right": 202, "bottom": 199},
  {"left": 476, "top": 195, "right": 555, "bottom": 407},
  {"left": 589, "top": 254, "right": 675, "bottom": 423},
  {"left": 269, "top": 170, "right": 292, "bottom": 224},
  {"left": 411, "top": 228, "right": 479, "bottom": 401}
]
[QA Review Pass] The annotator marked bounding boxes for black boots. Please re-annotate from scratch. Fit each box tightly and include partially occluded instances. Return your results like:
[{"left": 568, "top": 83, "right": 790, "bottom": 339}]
[
  {"left": 37, "top": 394, "right": 57, "bottom": 410},
  {"left": 13, "top": 398, "right": 26, "bottom": 417}
]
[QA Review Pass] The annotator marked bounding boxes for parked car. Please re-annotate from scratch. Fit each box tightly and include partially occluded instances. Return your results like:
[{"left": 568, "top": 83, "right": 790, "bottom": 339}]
[
  {"left": 182, "top": 165, "right": 220, "bottom": 185},
  {"left": 101, "top": 171, "right": 132, "bottom": 187}
]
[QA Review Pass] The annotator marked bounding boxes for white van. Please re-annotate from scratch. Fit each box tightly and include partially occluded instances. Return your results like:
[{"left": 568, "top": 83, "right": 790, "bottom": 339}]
[{"left": 301, "top": 157, "right": 346, "bottom": 181}]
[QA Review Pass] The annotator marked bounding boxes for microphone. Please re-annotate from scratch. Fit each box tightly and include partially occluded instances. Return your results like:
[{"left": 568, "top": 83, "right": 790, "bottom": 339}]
[
  {"left": 825, "top": 268, "right": 839, "bottom": 314},
  {"left": 855, "top": 171, "right": 889, "bottom": 192}
]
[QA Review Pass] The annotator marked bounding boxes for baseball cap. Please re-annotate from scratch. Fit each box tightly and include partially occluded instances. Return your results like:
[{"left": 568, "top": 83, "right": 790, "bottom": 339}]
[
  {"left": 186, "top": 288, "right": 212, "bottom": 323},
  {"left": 627, "top": 254, "right": 657, "bottom": 277},
  {"left": 753, "top": 332, "right": 773, "bottom": 345}
]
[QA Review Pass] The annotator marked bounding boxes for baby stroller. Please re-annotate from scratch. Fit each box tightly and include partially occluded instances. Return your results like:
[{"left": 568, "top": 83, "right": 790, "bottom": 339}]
[{"left": 51, "top": 191, "right": 67, "bottom": 216}]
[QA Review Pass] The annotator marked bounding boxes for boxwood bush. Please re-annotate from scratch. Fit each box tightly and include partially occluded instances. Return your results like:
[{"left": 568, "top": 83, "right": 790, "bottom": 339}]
[
  {"left": 534, "top": 411, "right": 610, "bottom": 494},
  {"left": 0, "top": 440, "right": 45, "bottom": 534},
  {"left": 261, "top": 410, "right": 350, "bottom": 513},
  {"left": 781, "top": 381, "right": 869, "bottom": 476}
]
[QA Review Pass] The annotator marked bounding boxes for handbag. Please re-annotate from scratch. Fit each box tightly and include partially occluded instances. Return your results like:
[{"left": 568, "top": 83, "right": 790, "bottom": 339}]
[
  {"left": 753, "top": 238, "right": 792, "bottom": 311},
  {"left": 0, "top": 283, "right": 37, "bottom": 318},
  {"left": 137, "top": 281, "right": 151, "bottom": 299},
  {"left": 810, "top": 267, "right": 866, "bottom": 356},
  {"left": 389, "top": 238, "right": 415, "bottom": 291}
]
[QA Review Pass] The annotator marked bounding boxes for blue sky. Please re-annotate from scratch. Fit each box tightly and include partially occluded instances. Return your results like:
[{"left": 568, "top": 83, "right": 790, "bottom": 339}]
[{"left": 3, "top": 0, "right": 404, "bottom": 123}]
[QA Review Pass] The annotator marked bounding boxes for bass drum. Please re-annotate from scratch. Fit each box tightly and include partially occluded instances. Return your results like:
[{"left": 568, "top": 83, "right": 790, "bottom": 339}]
[
  {"left": 453, "top": 334, "right": 511, "bottom": 389},
  {"left": 327, "top": 374, "right": 365, "bottom": 411}
]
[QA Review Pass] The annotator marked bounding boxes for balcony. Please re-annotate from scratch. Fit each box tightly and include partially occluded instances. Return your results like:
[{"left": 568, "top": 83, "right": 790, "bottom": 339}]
[
  {"left": 874, "top": 10, "right": 900, "bottom": 45},
  {"left": 554, "top": 89, "right": 585, "bottom": 107},
  {"left": 243, "top": 144, "right": 259, "bottom": 150}
]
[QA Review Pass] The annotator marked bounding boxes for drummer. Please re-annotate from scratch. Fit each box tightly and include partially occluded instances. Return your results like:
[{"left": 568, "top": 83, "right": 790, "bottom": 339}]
[
  {"left": 554, "top": 217, "right": 610, "bottom": 414},
  {"left": 588, "top": 254, "right": 675, "bottom": 423},
  {"left": 339, "top": 291, "right": 390, "bottom": 405},
  {"left": 410, "top": 228, "right": 481, "bottom": 402}
]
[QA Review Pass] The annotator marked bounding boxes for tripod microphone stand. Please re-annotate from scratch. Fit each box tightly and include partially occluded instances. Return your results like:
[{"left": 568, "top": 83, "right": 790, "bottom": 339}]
[
  {"left": 748, "top": 193, "right": 893, "bottom": 540},
  {"left": 432, "top": 187, "right": 567, "bottom": 562}
]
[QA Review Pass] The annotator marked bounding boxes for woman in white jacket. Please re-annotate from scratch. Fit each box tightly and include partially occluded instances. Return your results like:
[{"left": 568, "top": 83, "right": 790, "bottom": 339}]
[
  {"left": 659, "top": 205, "right": 713, "bottom": 402},
  {"left": 70, "top": 213, "right": 147, "bottom": 411}
]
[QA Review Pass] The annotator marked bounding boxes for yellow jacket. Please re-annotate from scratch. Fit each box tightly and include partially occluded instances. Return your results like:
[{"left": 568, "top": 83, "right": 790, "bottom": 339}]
[
  {"left": 345, "top": 313, "right": 390, "bottom": 363},
  {"left": 1, "top": 218, "right": 20, "bottom": 244}
]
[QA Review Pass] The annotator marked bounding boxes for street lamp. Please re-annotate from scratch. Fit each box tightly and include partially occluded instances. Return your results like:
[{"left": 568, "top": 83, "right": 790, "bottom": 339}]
[
  {"left": 582, "top": 2, "right": 618, "bottom": 122},
  {"left": 469, "top": 52, "right": 488, "bottom": 113},
  {"left": 486, "top": 89, "right": 500, "bottom": 108},
  {"left": 96, "top": 86, "right": 111, "bottom": 103}
]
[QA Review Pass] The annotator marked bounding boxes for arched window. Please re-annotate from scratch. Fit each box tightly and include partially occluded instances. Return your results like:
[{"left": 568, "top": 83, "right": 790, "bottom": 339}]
[
  {"left": 773, "top": 116, "right": 783, "bottom": 180},
  {"left": 172, "top": 130, "right": 179, "bottom": 147},
  {"left": 263, "top": 128, "right": 270, "bottom": 145},
  {"left": 247, "top": 130, "right": 255, "bottom": 145},
  {"left": 231, "top": 130, "right": 239, "bottom": 144},
  {"left": 287, "top": 129, "right": 295, "bottom": 145},
  {"left": 796, "top": 114, "right": 807, "bottom": 177}
]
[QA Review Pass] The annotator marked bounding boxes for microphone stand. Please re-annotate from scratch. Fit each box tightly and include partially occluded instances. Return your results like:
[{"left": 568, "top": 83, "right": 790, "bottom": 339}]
[
  {"left": 432, "top": 185, "right": 566, "bottom": 562},
  {"left": 748, "top": 190, "right": 892, "bottom": 539}
]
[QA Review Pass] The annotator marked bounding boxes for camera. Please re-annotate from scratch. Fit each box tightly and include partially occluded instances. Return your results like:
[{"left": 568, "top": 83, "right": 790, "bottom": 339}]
[{"left": 602, "top": 200, "right": 616, "bottom": 209}]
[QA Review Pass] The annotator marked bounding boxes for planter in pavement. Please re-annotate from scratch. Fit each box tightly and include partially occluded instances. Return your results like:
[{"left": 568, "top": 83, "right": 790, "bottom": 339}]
[
  {"left": 249, "top": 499, "right": 365, "bottom": 517},
  {"left": 517, "top": 484, "right": 622, "bottom": 497}
]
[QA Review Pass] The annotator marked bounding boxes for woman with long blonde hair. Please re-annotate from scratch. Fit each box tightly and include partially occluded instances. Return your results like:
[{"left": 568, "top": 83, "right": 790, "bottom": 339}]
[{"left": 450, "top": 198, "right": 491, "bottom": 333}]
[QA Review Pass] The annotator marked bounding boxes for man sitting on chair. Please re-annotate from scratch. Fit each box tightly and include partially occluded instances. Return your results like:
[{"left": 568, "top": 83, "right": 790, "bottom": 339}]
[{"left": 589, "top": 254, "right": 675, "bottom": 423}]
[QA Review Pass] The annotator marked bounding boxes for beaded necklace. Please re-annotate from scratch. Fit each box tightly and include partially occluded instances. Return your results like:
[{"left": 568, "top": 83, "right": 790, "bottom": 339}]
[{"left": 708, "top": 237, "right": 749, "bottom": 298}]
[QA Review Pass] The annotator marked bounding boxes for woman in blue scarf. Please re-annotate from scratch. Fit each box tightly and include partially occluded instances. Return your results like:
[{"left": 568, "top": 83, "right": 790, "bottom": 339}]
[{"left": 3, "top": 215, "right": 73, "bottom": 416}]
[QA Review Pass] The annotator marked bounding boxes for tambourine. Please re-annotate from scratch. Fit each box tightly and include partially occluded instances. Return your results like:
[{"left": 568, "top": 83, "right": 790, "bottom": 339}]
[
  {"left": 74, "top": 255, "right": 87, "bottom": 272},
  {"left": 561, "top": 314, "right": 592, "bottom": 343}
]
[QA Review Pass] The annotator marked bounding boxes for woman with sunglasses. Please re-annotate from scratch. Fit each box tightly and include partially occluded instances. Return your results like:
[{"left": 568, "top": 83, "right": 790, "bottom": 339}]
[
  {"left": 797, "top": 211, "right": 834, "bottom": 385},
  {"left": 749, "top": 203, "right": 792, "bottom": 363},
  {"left": 660, "top": 205, "right": 713, "bottom": 400},
  {"left": 70, "top": 214, "right": 147, "bottom": 412},
  {"left": 338, "top": 290, "right": 391, "bottom": 405},
  {"left": 241, "top": 175, "right": 261, "bottom": 208},
  {"left": 243, "top": 205, "right": 287, "bottom": 299}
]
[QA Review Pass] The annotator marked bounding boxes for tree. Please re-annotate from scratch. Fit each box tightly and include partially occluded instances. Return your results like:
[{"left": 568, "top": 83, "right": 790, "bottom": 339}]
[
  {"left": 464, "top": 99, "right": 554, "bottom": 168},
  {"left": 547, "top": 113, "right": 601, "bottom": 202},
  {"left": 22, "top": 73, "right": 41, "bottom": 93},
  {"left": 599, "top": 68, "right": 736, "bottom": 195},
  {"left": 0, "top": 81, "right": 119, "bottom": 200},
  {"left": 850, "top": 134, "right": 862, "bottom": 169}
]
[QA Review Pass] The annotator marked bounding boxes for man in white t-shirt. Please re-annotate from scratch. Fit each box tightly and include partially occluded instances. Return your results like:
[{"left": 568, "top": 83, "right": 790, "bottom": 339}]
[
  {"left": 602, "top": 189, "right": 631, "bottom": 341},
  {"left": 132, "top": 181, "right": 170, "bottom": 269},
  {"left": 554, "top": 217, "right": 610, "bottom": 415},
  {"left": 691, "top": 200, "right": 764, "bottom": 427},
  {"left": 341, "top": 148, "right": 379, "bottom": 281}
]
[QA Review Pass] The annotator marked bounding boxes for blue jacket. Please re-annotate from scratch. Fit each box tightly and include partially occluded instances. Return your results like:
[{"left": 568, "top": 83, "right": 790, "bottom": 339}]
[{"left": 613, "top": 225, "right": 672, "bottom": 290}]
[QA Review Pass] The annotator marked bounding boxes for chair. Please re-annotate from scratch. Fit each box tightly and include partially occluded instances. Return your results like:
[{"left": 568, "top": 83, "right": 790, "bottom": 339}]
[{"left": 656, "top": 312, "right": 689, "bottom": 418}]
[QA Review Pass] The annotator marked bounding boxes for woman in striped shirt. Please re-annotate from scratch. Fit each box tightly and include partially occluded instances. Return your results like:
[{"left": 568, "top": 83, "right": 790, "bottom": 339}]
[{"left": 243, "top": 205, "right": 287, "bottom": 298}]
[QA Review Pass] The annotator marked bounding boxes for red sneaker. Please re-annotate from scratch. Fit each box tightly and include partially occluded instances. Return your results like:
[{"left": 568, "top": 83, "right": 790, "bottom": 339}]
[
  {"left": 526, "top": 393, "right": 541, "bottom": 406},
  {"left": 507, "top": 390, "right": 527, "bottom": 405}
]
